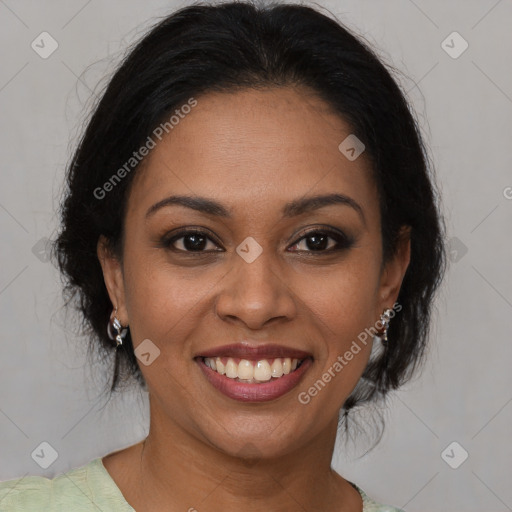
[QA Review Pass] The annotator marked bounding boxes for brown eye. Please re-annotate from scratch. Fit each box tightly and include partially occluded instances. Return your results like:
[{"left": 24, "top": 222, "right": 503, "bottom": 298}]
[
  {"left": 163, "top": 229, "right": 222, "bottom": 252},
  {"left": 288, "top": 229, "right": 354, "bottom": 253}
]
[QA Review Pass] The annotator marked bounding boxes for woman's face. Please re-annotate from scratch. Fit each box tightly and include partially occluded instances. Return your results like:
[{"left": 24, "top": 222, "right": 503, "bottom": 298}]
[{"left": 99, "top": 86, "right": 409, "bottom": 459}]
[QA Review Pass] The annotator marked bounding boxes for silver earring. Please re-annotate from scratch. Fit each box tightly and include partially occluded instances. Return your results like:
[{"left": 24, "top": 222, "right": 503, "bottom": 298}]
[
  {"left": 378, "top": 308, "right": 393, "bottom": 342},
  {"left": 107, "top": 308, "right": 128, "bottom": 347}
]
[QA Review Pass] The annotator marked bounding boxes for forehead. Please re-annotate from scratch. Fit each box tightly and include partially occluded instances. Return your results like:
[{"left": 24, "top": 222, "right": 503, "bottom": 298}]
[{"left": 128, "top": 86, "right": 376, "bottom": 219}]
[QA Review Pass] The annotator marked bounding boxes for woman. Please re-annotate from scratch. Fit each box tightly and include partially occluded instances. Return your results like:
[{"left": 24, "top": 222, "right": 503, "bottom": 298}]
[{"left": 0, "top": 2, "right": 445, "bottom": 510}]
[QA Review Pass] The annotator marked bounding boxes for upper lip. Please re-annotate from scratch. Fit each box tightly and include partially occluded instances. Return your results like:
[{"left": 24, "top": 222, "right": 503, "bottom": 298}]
[{"left": 197, "top": 342, "right": 313, "bottom": 360}]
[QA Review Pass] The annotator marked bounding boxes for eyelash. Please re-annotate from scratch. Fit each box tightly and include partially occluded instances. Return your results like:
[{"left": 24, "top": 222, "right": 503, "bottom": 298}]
[{"left": 161, "top": 227, "right": 354, "bottom": 255}]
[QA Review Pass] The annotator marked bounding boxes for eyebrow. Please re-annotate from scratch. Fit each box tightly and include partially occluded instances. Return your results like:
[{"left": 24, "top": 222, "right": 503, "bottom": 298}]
[{"left": 146, "top": 193, "right": 365, "bottom": 224}]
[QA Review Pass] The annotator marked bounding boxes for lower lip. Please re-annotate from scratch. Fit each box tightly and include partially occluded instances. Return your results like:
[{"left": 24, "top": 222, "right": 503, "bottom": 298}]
[{"left": 197, "top": 357, "right": 313, "bottom": 402}]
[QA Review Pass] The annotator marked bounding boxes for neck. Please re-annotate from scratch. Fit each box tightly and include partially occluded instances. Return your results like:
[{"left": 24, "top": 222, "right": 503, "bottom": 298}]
[{"left": 130, "top": 399, "right": 362, "bottom": 512}]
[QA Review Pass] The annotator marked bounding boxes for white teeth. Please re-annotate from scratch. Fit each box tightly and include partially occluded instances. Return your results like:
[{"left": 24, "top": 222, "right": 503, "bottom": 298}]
[
  {"left": 204, "top": 356, "right": 304, "bottom": 382},
  {"left": 270, "top": 359, "right": 283, "bottom": 378},
  {"left": 215, "top": 357, "right": 225, "bottom": 375},
  {"left": 225, "top": 359, "right": 238, "bottom": 379},
  {"left": 254, "top": 360, "right": 272, "bottom": 381},
  {"left": 238, "top": 359, "right": 253, "bottom": 380}
]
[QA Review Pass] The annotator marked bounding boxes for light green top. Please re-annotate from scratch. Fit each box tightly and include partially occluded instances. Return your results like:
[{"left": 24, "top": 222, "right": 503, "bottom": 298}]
[{"left": 0, "top": 457, "right": 405, "bottom": 511}]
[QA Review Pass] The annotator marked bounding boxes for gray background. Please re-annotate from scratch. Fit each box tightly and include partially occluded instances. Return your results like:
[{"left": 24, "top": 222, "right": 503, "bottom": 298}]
[{"left": 1, "top": 1, "right": 511, "bottom": 511}]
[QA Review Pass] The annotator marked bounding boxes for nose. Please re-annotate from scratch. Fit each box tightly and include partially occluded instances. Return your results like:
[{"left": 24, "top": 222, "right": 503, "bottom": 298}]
[{"left": 214, "top": 245, "right": 297, "bottom": 330}]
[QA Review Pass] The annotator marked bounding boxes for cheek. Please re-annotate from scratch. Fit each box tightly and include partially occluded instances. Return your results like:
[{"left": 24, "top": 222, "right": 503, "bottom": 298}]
[
  {"left": 306, "top": 255, "right": 381, "bottom": 361},
  {"left": 301, "top": 268, "right": 380, "bottom": 406},
  {"left": 121, "top": 248, "right": 220, "bottom": 354}
]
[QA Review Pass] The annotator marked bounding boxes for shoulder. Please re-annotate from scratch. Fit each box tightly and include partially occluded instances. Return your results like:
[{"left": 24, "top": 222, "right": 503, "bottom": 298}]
[
  {"left": 0, "top": 457, "right": 134, "bottom": 511},
  {"left": 0, "top": 473, "right": 53, "bottom": 510},
  {"left": 351, "top": 482, "right": 406, "bottom": 512}
]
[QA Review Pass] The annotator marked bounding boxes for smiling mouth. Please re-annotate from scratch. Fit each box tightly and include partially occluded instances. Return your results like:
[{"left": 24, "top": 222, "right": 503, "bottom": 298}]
[
  {"left": 195, "top": 342, "right": 314, "bottom": 402},
  {"left": 196, "top": 355, "right": 313, "bottom": 402},
  {"left": 200, "top": 356, "right": 308, "bottom": 383}
]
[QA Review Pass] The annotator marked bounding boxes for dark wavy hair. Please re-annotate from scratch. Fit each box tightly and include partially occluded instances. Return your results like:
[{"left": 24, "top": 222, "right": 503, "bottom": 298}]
[{"left": 54, "top": 1, "right": 446, "bottom": 445}]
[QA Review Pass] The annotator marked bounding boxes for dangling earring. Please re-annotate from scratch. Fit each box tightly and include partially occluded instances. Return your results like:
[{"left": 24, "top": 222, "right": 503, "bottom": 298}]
[
  {"left": 378, "top": 308, "right": 394, "bottom": 342},
  {"left": 107, "top": 307, "right": 128, "bottom": 347}
]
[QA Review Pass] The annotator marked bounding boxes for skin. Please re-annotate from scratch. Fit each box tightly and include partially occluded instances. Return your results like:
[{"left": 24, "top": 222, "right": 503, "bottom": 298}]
[{"left": 97, "top": 86, "right": 410, "bottom": 512}]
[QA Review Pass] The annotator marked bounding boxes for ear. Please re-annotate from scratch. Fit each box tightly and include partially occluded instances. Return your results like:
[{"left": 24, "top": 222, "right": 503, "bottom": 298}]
[
  {"left": 97, "top": 235, "right": 128, "bottom": 325},
  {"left": 376, "top": 226, "right": 411, "bottom": 314}
]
